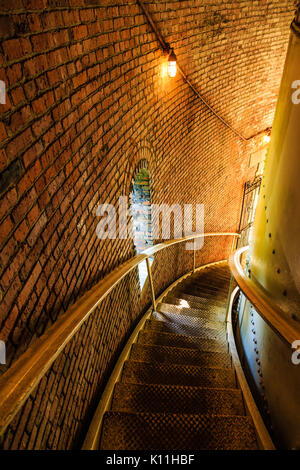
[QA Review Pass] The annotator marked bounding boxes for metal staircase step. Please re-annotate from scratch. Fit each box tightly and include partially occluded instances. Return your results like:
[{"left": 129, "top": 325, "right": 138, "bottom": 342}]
[
  {"left": 183, "top": 281, "right": 228, "bottom": 294},
  {"left": 130, "top": 343, "right": 232, "bottom": 368},
  {"left": 184, "top": 274, "right": 229, "bottom": 287},
  {"left": 181, "top": 285, "right": 228, "bottom": 300},
  {"left": 151, "top": 310, "right": 225, "bottom": 331},
  {"left": 137, "top": 330, "right": 228, "bottom": 353},
  {"left": 182, "top": 288, "right": 228, "bottom": 301},
  {"left": 177, "top": 281, "right": 228, "bottom": 295},
  {"left": 193, "top": 273, "right": 230, "bottom": 287},
  {"left": 144, "top": 319, "right": 227, "bottom": 341},
  {"left": 121, "top": 361, "right": 236, "bottom": 388},
  {"left": 164, "top": 293, "right": 226, "bottom": 311},
  {"left": 111, "top": 382, "right": 244, "bottom": 415},
  {"left": 200, "top": 267, "right": 230, "bottom": 277},
  {"left": 157, "top": 301, "right": 225, "bottom": 321},
  {"left": 100, "top": 412, "right": 258, "bottom": 450},
  {"left": 168, "top": 290, "right": 226, "bottom": 307},
  {"left": 194, "top": 268, "right": 229, "bottom": 277}
]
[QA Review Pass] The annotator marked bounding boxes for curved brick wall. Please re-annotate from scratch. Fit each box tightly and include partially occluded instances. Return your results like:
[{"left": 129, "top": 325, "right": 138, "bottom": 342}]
[{"left": 0, "top": 0, "right": 296, "bottom": 449}]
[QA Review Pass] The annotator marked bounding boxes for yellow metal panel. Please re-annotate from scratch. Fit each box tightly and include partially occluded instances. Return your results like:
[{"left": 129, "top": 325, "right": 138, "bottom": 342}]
[{"left": 250, "top": 24, "right": 300, "bottom": 320}]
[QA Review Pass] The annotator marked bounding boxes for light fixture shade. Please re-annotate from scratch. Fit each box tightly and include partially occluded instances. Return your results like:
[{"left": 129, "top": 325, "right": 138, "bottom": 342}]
[{"left": 168, "top": 49, "right": 177, "bottom": 78}]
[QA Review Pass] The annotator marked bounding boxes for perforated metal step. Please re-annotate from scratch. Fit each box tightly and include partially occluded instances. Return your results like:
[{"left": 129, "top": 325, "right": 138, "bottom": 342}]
[
  {"left": 144, "top": 319, "right": 227, "bottom": 341},
  {"left": 158, "top": 302, "right": 225, "bottom": 321},
  {"left": 168, "top": 291, "right": 226, "bottom": 307},
  {"left": 121, "top": 361, "right": 236, "bottom": 388},
  {"left": 100, "top": 412, "right": 258, "bottom": 450},
  {"left": 137, "top": 330, "right": 228, "bottom": 353},
  {"left": 163, "top": 293, "right": 226, "bottom": 312},
  {"left": 152, "top": 310, "right": 225, "bottom": 331},
  {"left": 180, "top": 285, "right": 228, "bottom": 301},
  {"left": 177, "top": 282, "right": 228, "bottom": 298},
  {"left": 195, "top": 271, "right": 230, "bottom": 281},
  {"left": 191, "top": 282, "right": 230, "bottom": 292},
  {"left": 112, "top": 382, "right": 244, "bottom": 415},
  {"left": 192, "top": 274, "right": 229, "bottom": 284},
  {"left": 130, "top": 343, "right": 232, "bottom": 368}
]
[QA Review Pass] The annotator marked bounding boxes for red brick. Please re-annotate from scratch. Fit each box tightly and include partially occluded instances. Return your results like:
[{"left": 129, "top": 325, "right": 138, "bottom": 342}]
[
  {"left": 17, "top": 261, "right": 42, "bottom": 309},
  {"left": 0, "top": 121, "right": 8, "bottom": 141},
  {"left": 12, "top": 187, "right": 37, "bottom": 222},
  {"left": 6, "top": 129, "right": 34, "bottom": 161},
  {"left": 27, "top": 204, "right": 40, "bottom": 227},
  {"left": 1, "top": 305, "right": 19, "bottom": 342},
  {"left": 14, "top": 219, "right": 29, "bottom": 242},
  {"left": 6, "top": 63, "right": 22, "bottom": 86},
  {"left": 10, "top": 86, "right": 26, "bottom": 106},
  {"left": 31, "top": 33, "right": 54, "bottom": 52},
  {"left": 0, "top": 215, "right": 13, "bottom": 246},
  {"left": 2, "top": 38, "right": 23, "bottom": 61},
  {"left": 0, "top": 187, "right": 17, "bottom": 220},
  {"left": 73, "top": 25, "right": 87, "bottom": 41},
  {"left": 23, "top": 142, "right": 44, "bottom": 169}
]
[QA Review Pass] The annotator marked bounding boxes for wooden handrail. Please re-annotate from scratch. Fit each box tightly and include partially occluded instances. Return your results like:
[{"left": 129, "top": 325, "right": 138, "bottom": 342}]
[
  {"left": 229, "top": 246, "right": 300, "bottom": 346},
  {"left": 226, "top": 286, "right": 275, "bottom": 450},
  {"left": 0, "top": 232, "right": 238, "bottom": 436}
]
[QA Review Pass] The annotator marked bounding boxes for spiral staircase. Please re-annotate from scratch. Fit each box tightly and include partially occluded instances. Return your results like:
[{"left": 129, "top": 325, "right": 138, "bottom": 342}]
[{"left": 99, "top": 262, "right": 258, "bottom": 450}]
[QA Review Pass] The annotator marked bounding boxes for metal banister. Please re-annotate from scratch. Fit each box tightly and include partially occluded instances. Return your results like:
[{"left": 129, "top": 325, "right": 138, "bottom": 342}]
[
  {"left": 0, "top": 232, "right": 238, "bottom": 436},
  {"left": 229, "top": 246, "right": 300, "bottom": 346}
]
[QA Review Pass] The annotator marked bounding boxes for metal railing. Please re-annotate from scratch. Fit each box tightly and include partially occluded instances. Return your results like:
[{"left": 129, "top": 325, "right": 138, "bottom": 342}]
[
  {"left": 229, "top": 246, "right": 300, "bottom": 346},
  {"left": 0, "top": 231, "right": 239, "bottom": 436}
]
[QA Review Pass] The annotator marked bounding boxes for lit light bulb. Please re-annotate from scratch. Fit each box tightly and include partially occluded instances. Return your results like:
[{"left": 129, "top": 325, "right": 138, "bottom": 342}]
[
  {"left": 168, "top": 49, "right": 177, "bottom": 78},
  {"left": 263, "top": 134, "right": 271, "bottom": 144}
]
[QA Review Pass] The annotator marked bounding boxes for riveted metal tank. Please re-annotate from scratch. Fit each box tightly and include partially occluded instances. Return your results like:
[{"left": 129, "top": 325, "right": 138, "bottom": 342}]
[
  {"left": 238, "top": 9, "right": 300, "bottom": 449},
  {"left": 250, "top": 10, "right": 300, "bottom": 317}
]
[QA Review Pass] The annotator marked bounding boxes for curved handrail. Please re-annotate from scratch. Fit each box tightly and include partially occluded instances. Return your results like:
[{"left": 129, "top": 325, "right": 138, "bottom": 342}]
[
  {"left": 226, "top": 285, "right": 275, "bottom": 450},
  {"left": 229, "top": 246, "right": 300, "bottom": 346},
  {"left": 0, "top": 232, "right": 238, "bottom": 436}
]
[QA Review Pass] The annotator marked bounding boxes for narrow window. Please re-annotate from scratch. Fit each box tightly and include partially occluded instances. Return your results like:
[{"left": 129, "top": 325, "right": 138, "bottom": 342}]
[{"left": 130, "top": 163, "right": 153, "bottom": 289}]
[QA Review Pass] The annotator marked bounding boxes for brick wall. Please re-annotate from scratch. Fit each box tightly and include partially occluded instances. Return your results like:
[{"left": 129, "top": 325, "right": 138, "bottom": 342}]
[{"left": 0, "top": 0, "right": 296, "bottom": 449}]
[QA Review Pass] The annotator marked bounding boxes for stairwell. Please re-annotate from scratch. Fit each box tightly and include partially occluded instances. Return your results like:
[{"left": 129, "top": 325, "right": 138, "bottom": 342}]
[{"left": 99, "top": 262, "right": 258, "bottom": 450}]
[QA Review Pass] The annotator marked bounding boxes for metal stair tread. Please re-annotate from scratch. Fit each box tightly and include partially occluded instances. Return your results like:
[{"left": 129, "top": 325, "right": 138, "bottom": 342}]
[
  {"left": 157, "top": 302, "right": 225, "bottom": 321},
  {"left": 137, "top": 330, "right": 228, "bottom": 352},
  {"left": 111, "top": 382, "right": 244, "bottom": 415},
  {"left": 168, "top": 291, "right": 226, "bottom": 307},
  {"left": 130, "top": 343, "right": 232, "bottom": 368},
  {"left": 164, "top": 293, "right": 226, "bottom": 310},
  {"left": 183, "top": 283, "right": 228, "bottom": 294},
  {"left": 144, "top": 319, "right": 227, "bottom": 340},
  {"left": 100, "top": 411, "right": 258, "bottom": 450},
  {"left": 151, "top": 310, "right": 225, "bottom": 331},
  {"left": 177, "top": 282, "right": 228, "bottom": 296},
  {"left": 121, "top": 360, "right": 236, "bottom": 388}
]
